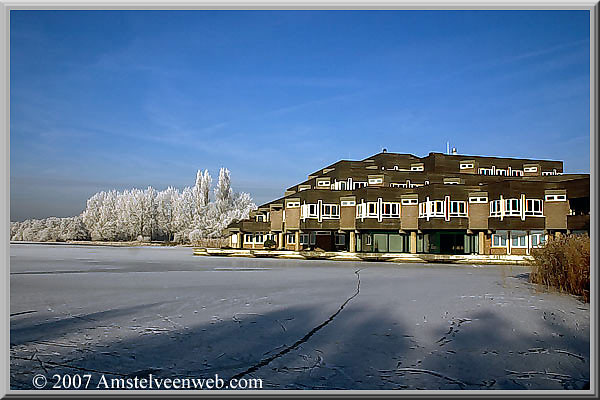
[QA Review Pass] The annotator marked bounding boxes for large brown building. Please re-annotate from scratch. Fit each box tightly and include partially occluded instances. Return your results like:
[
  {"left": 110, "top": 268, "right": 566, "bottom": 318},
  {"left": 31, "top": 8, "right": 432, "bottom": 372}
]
[{"left": 225, "top": 151, "right": 590, "bottom": 255}]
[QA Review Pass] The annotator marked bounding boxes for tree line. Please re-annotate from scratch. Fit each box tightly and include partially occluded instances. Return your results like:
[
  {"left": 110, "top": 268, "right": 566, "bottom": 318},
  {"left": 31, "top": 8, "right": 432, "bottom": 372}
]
[{"left": 10, "top": 168, "right": 256, "bottom": 244}]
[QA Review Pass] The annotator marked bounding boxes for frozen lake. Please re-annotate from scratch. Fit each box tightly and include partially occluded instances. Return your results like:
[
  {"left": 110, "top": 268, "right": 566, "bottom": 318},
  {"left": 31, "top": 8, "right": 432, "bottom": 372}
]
[{"left": 10, "top": 243, "right": 590, "bottom": 390}]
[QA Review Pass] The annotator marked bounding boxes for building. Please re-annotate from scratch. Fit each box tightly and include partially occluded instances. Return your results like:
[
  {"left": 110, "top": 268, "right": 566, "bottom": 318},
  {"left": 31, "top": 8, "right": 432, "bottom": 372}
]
[{"left": 225, "top": 151, "right": 590, "bottom": 255}]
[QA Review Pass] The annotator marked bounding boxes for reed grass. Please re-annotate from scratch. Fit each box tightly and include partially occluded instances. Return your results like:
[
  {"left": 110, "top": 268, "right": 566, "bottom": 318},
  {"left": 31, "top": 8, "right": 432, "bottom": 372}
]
[{"left": 530, "top": 233, "right": 590, "bottom": 302}]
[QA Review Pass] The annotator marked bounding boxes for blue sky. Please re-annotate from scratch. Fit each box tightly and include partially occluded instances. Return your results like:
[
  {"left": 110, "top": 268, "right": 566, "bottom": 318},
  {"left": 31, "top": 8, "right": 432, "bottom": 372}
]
[{"left": 10, "top": 10, "right": 590, "bottom": 221}]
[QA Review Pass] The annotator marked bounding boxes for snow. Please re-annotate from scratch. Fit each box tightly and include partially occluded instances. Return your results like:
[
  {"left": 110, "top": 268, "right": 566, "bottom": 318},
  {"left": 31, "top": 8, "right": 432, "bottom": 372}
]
[{"left": 10, "top": 244, "right": 590, "bottom": 390}]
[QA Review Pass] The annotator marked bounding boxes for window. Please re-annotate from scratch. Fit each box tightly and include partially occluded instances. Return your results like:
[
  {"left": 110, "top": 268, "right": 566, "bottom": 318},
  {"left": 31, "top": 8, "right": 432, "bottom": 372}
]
[
  {"left": 402, "top": 198, "right": 418, "bottom": 205},
  {"left": 460, "top": 163, "right": 474, "bottom": 169},
  {"left": 449, "top": 201, "right": 467, "bottom": 217},
  {"left": 390, "top": 183, "right": 405, "bottom": 188},
  {"left": 307, "top": 204, "right": 318, "bottom": 218},
  {"left": 256, "top": 215, "right": 265, "bottom": 222},
  {"left": 511, "top": 170, "right": 523, "bottom": 176},
  {"left": 431, "top": 201, "right": 444, "bottom": 216},
  {"left": 444, "top": 179, "right": 461, "bottom": 185},
  {"left": 353, "top": 182, "right": 367, "bottom": 189},
  {"left": 368, "top": 178, "right": 383, "bottom": 184},
  {"left": 545, "top": 194, "right": 566, "bottom": 202},
  {"left": 244, "top": 234, "right": 253, "bottom": 243},
  {"left": 287, "top": 202, "right": 300, "bottom": 208},
  {"left": 339, "top": 181, "right": 347, "bottom": 190},
  {"left": 287, "top": 233, "right": 296, "bottom": 244},
  {"left": 530, "top": 231, "right": 546, "bottom": 248},
  {"left": 367, "top": 202, "right": 378, "bottom": 217},
  {"left": 524, "top": 166, "right": 538, "bottom": 173},
  {"left": 341, "top": 200, "right": 356, "bottom": 206},
  {"left": 382, "top": 202, "right": 400, "bottom": 218},
  {"left": 410, "top": 166, "right": 424, "bottom": 171},
  {"left": 309, "top": 232, "right": 316, "bottom": 245},
  {"left": 317, "top": 180, "right": 330, "bottom": 187},
  {"left": 525, "top": 199, "right": 543, "bottom": 216},
  {"left": 469, "top": 196, "right": 488, "bottom": 204},
  {"left": 490, "top": 200, "right": 501, "bottom": 217},
  {"left": 300, "top": 234, "right": 309, "bottom": 245},
  {"left": 492, "top": 231, "right": 508, "bottom": 247},
  {"left": 479, "top": 168, "right": 493, "bottom": 175},
  {"left": 495, "top": 169, "right": 507, "bottom": 176},
  {"left": 335, "top": 234, "right": 346, "bottom": 245},
  {"left": 356, "top": 203, "right": 364, "bottom": 218},
  {"left": 504, "top": 198, "right": 521, "bottom": 216},
  {"left": 322, "top": 204, "right": 340, "bottom": 219},
  {"left": 254, "top": 233, "right": 264, "bottom": 243},
  {"left": 420, "top": 200, "right": 445, "bottom": 218},
  {"left": 511, "top": 231, "right": 527, "bottom": 248},
  {"left": 365, "top": 235, "right": 372, "bottom": 245}
]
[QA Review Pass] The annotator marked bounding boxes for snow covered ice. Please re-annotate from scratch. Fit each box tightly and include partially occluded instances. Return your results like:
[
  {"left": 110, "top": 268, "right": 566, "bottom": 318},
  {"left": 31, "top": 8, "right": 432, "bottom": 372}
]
[{"left": 10, "top": 244, "right": 590, "bottom": 390}]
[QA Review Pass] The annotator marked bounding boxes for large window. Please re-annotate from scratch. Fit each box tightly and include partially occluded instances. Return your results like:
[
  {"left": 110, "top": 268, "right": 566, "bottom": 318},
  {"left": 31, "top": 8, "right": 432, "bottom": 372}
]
[
  {"left": 530, "top": 230, "right": 546, "bottom": 248},
  {"left": 300, "top": 234, "right": 309, "bottom": 245},
  {"left": 308, "top": 204, "right": 318, "bottom": 218},
  {"left": 419, "top": 200, "right": 445, "bottom": 218},
  {"left": 511, "top": 231, "right": 527, "bottom": 248},
  {"left": 367, "top": 202, "right": 378, "bottom": 217},
  {"left": 449, "top": 201, "right": 467, "bottom": 217},
  {"left": 490, "top": 200, "right": 501, "bottom": 217},
  {"left": 245, "top": 234, "right": 253, "bottom": 243},
  {"left": 335, "top": 233, "right": 346, "bottom": 245},
  {"left": 353, "top": 182, "right": 367, "bottom": 189},
  {"left": 382, "top": 202, "right": 400, "bottom": 218},
  {"left": 504, "top": 198, "right": 521, "bottom": 216},
  {"left": 511, "top": 170, "right": 523, "bottom": 176},
  {"left": 525, "top": 199, "right": 543, "bottom": 216},
  {"left": 492, "top": 231, "right": 508, "bottom": 247},
  {"left": 287, "top": 233, "right": 296, "bottom": 244},
  {"left": 479, "top": 168, "right": 493, "bottom": 175},
  {"left": 321, "top": 204, "right": 340, "bottom": 219},
  {"left": 495, "top": 169, "right": 507, "bottom": 176},
  {"left": 254, "top": 233, "right": 264, "bottom": 243}
]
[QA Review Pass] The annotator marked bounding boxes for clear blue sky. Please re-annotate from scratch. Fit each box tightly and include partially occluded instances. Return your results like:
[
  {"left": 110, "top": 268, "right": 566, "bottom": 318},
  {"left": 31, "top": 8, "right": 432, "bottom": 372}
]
[{"left": 10, "top": 10, "right": 590, "bottom": 221}]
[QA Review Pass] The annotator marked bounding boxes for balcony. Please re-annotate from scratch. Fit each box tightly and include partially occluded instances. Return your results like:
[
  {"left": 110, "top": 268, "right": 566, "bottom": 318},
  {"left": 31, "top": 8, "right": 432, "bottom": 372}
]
[
  {"left": 567, "top": 214, "right": 590, "bottom": 231},
  {"left": 240, "top": 221, "right": 271, "bottom": 232}
]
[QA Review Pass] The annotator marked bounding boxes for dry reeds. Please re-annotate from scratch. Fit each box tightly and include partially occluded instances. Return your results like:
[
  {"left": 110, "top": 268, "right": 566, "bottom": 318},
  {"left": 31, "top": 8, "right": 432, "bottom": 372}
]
[{"left": 530, "top": 234, "right": 590, "bottom": 302}]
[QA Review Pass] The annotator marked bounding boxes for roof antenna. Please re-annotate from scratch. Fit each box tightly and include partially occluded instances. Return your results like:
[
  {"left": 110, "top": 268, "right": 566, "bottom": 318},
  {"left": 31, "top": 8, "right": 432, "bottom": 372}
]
[{"left": 447, "top": 141, "right": 450, "bottom": 155}]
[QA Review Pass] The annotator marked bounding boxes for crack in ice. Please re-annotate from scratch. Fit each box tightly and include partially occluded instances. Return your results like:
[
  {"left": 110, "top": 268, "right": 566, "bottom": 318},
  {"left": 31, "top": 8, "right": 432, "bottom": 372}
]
[{"left": 226, "top": 269, "right": 363, "bottom": 384}]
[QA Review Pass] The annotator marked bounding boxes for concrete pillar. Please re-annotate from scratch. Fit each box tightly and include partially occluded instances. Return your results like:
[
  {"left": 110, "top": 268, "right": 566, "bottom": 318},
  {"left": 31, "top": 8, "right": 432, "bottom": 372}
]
[
  {"left": 295, "top": 231, "right": 300, "bottom": 251},
  {"left": 236, "top": 232, "right": 242, "bottom": 249},
  {"left": 478, "top": 231, "right": 485, "bottom": 255},
  {"left": 278, "top": 232, "right": 283, "bottom": 249},
  {"left": 349, "top": 231, "right": 356, "bottom": 253},
  {"left": 410, "top": 231, "right": 417, "bottom": 254}
]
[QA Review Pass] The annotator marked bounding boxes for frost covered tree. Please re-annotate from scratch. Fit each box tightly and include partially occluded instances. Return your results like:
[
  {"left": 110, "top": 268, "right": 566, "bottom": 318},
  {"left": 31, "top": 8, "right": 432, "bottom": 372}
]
[{"left": 11, "top": 167, "right": 255, "bottom": 244}]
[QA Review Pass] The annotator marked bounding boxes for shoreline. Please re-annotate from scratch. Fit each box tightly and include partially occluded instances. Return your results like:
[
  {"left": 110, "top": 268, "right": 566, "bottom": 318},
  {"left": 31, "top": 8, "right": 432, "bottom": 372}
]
[{"left": 9, "top": 241, "right": 194, "bottom": 248}]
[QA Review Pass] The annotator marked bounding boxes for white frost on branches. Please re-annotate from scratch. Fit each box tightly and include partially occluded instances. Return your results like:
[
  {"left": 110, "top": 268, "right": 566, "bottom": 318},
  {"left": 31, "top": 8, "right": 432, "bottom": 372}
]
[{"left": 11, "top": 168, "right": 256, "bottom": 244}]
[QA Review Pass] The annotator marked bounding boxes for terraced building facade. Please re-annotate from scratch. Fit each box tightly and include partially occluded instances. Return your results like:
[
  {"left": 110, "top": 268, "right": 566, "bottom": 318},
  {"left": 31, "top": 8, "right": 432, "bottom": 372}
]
[{"left": 225, "top": 151, "right": 590, "bottom": 255}]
